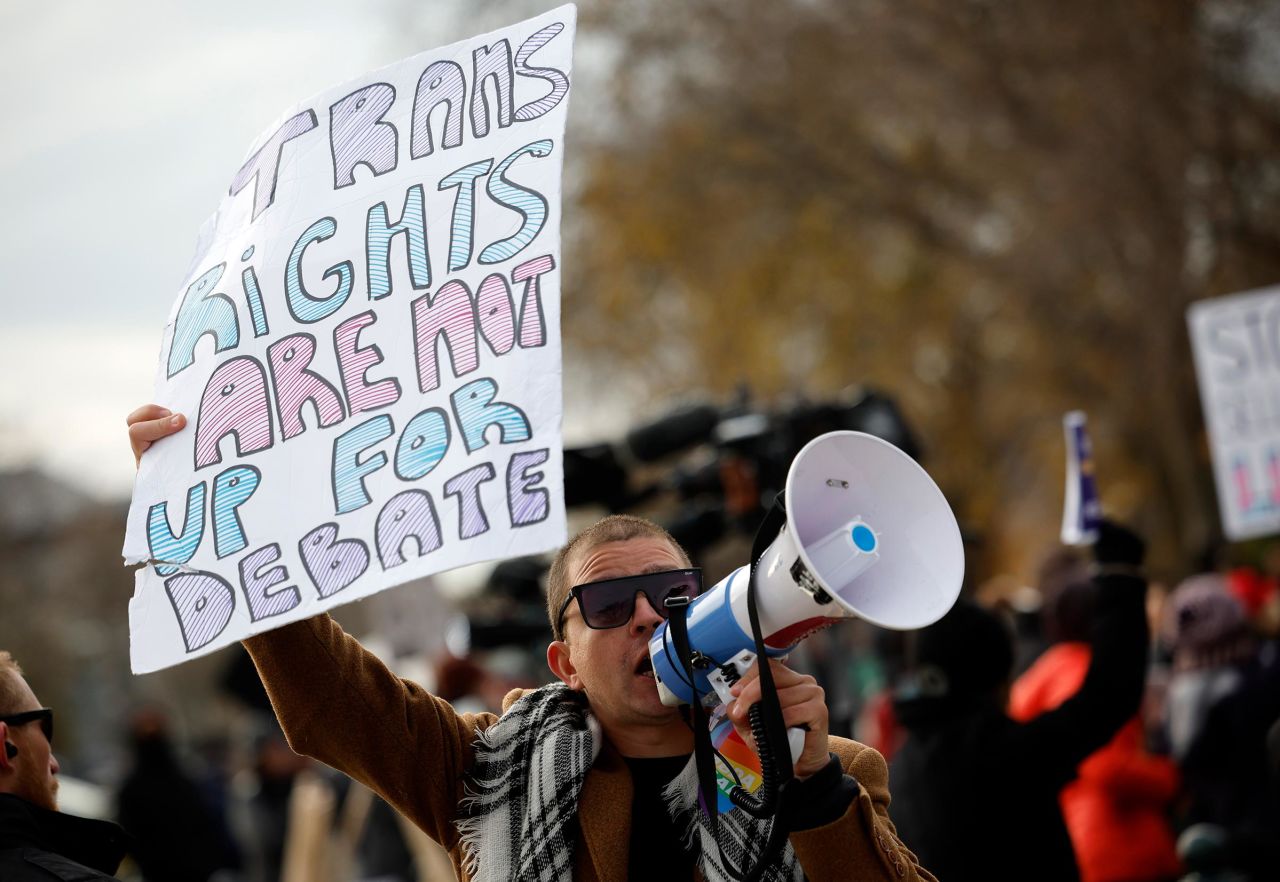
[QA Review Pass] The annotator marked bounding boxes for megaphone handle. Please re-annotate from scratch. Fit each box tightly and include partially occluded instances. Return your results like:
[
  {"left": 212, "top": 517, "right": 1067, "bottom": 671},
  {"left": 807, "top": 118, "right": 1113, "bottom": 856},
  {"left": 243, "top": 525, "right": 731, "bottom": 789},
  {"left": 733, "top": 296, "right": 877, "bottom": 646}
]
[
  {"left": 707, "top": 651, "right": 807, "bottom": 765},
  {"left": 786, "top": 723, "right": 806, "bottom": 764}
]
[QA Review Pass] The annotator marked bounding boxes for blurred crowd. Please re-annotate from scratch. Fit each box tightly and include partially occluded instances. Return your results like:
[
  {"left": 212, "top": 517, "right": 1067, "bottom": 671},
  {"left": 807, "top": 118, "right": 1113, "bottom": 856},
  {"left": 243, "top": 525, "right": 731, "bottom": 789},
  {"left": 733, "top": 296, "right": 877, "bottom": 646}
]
[
  {"left": 844, "top": 537, "right": 1280, "bottom": 882},
  {"left": 62, "top": 642, "right": 543, "bottom": 882}
]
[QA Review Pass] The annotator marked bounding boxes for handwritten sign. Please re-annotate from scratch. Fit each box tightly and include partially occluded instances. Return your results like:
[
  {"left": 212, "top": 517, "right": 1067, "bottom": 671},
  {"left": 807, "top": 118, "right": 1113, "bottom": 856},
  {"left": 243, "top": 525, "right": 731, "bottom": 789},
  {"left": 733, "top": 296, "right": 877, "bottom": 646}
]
[
  {"left": 123, "top": 6, "right": 575, "bottom": 673},
  {"left": 1188, "top": 284, "right": 1280, "bottom": 541}
]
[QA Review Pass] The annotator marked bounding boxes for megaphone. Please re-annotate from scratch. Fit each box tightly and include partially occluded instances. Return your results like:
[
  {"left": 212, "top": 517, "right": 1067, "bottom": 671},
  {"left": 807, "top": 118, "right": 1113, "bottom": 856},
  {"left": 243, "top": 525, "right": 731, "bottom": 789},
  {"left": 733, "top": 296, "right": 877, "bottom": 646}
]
[{"left": 648, "top": 431, "right": 965, "bottom": 707}]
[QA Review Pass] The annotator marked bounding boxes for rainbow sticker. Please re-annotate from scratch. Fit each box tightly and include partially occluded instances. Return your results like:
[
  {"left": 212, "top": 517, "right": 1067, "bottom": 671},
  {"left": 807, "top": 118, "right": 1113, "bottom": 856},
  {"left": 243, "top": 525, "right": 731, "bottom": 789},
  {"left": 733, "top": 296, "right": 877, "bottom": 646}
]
[{"left": 708, "top": 707, "right": 765, "bottom": 813}]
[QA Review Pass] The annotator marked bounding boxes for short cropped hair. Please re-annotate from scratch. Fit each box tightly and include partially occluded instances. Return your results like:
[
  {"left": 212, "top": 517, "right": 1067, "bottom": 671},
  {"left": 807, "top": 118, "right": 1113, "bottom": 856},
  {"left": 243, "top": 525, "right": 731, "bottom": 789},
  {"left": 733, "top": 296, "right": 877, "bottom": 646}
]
[
  {"left": 546, "top": 515, "right": 690, "bottom": 642},
  {"left": 0, "top": 652, "right": 25, "bottom": 716}
]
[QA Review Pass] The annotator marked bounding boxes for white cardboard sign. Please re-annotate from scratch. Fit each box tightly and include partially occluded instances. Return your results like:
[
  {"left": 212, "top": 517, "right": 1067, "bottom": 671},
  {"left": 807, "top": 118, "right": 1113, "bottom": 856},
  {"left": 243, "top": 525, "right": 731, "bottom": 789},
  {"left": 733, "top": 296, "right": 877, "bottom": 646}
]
[
  {"left": 1188, "top": 284, "right": 1280, "bottom": 541},
  {"left": 123, "top": 6, "right": 575, "bottom": 673}
]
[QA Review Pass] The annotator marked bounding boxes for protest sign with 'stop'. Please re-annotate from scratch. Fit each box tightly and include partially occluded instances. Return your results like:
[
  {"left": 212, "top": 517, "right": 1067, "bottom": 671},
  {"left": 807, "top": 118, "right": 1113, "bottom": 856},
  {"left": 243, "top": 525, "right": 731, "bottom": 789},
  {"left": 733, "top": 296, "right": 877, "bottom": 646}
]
[
  {"left": 123, "top": 6, "right": 575, "bottom": 673},
  {"left": 1189, "top": 284, "right": 1280, "bottom": 541}
]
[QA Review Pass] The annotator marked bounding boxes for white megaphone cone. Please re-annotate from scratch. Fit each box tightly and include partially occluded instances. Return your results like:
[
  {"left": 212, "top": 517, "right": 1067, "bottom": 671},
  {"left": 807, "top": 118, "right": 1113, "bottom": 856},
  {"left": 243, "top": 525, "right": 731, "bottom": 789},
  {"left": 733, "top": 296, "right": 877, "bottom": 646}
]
[{"left": 649, "top": 431, "right": 965, "bottom": 707}]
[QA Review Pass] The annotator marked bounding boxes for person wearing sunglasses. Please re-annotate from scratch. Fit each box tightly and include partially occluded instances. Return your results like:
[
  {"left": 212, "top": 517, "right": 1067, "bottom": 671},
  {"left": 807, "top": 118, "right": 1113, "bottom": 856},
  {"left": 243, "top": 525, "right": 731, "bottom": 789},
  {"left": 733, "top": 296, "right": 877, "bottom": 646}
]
[
  {"left": 129, "top": 405, "right": 932, "bottom": 881},
  {"left": 533, "top": 518, "right": 929, "bottom": 881},
  {"left": 0, "top": 651, "right": 131, "bottom": 881}
]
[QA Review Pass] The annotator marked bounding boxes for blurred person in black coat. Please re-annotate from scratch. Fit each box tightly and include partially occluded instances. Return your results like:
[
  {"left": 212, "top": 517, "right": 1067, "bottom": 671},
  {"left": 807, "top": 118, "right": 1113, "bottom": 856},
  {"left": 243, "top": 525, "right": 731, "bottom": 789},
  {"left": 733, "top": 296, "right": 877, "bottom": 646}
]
[
  {"left": 1155, "top": 573, "right": 1280, "bottom": 879},
  {"left": 888, "top": 523, "right": 1151, "bottom": 882},
  {"left": 117, "top": 707, "right": 240, "bottom": 882},
  {"left": 0, "top": 650, "right": 130, "bottom": 881}
]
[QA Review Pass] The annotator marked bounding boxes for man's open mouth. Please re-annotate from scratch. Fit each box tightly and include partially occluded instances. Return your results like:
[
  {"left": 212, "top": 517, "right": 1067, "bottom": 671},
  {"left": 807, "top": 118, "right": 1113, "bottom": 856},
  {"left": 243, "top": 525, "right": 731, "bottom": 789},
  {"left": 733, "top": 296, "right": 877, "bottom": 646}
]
[{"left": 635, "top": 655, "right": 655, "bottom": 679}]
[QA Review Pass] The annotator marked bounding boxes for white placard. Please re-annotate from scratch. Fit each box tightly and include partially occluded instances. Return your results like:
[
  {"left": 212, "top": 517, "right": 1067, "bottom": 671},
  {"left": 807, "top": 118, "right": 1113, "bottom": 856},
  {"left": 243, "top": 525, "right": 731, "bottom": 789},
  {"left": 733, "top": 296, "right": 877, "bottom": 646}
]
[
  {"left": 1188, "top": 283, "right": 1280, "bottom": 541},
  {"left": 123, "top": 6, "right": 576, "bottom": 673}
]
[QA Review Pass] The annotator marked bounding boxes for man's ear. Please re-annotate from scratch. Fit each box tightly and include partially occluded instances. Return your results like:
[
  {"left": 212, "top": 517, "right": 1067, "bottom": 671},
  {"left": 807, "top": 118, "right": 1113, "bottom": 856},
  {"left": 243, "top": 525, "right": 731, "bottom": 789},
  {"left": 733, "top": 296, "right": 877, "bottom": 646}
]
[
  {"left": 0, "top": 722, "right": 13, "bottom": 771},
  {"left": 547, "top": 640, "right": 582, "bottom": 690}
]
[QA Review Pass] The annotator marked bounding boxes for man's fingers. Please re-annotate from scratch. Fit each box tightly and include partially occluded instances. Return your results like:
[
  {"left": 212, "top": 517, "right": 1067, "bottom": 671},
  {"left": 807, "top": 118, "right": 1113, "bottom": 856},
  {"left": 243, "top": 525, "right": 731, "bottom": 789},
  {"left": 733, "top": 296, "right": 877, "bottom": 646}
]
[
  {"left": 729, "top": 682, "right": 822, "bottom": 723},
  {"left": 126, "top": 404, "right": 171, "bottom": 427},
  {"left": 735, "top": 679, "right": 819, "bottom": 710},
  {"left": 129, "top": 413, "right": 185, "bottom": 442},
  {"left": 728, "top": 657, "right": 803, "bottom": 698},
  {"left": 129, "top": 412, "right": 186, "bottom": 442},
  {"left": 129, "top": 411, "right": 186, "bottom": 466},
  {"left": 732, "top": 665, "right": 817, "bottom": 703},
  {"left": 722, "top": 660, "right": 831, "bottom": 782},
  {"left": 781, "top": 700, "right": 826, "bottom": 729}
]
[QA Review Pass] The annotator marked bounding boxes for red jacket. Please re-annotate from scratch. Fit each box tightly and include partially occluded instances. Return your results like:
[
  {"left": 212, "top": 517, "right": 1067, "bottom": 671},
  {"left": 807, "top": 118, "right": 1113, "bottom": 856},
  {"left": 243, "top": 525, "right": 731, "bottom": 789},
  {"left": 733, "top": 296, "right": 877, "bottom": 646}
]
[{"left": 1010, "top": 643, "right": 1181, "bottom": 882}]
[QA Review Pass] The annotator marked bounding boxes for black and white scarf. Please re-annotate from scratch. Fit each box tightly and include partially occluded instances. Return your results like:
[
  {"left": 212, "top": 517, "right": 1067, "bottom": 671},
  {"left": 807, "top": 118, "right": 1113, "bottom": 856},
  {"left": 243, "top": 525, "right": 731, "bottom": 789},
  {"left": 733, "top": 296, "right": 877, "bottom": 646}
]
[{"left": 456, "top": 683, "right": 802, "bottom": 882}]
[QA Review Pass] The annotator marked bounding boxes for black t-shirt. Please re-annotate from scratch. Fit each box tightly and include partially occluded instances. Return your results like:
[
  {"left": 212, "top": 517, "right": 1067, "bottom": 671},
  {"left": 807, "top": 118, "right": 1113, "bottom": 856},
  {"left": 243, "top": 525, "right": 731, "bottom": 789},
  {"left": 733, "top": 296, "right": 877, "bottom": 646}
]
[
  {"left": 622, "top": 751, "right": 858, "bottom": 878},
  {"left": 625, "top": 755, "right": 699, "bottom": 880}
]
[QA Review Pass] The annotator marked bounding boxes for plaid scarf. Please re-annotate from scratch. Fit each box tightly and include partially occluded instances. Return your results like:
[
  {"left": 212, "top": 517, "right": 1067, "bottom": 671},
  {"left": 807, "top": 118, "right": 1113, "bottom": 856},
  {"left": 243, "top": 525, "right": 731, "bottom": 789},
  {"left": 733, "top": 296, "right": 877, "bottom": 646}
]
[{"left": 456, "top": 683, "right": 802, "bottom": 882}]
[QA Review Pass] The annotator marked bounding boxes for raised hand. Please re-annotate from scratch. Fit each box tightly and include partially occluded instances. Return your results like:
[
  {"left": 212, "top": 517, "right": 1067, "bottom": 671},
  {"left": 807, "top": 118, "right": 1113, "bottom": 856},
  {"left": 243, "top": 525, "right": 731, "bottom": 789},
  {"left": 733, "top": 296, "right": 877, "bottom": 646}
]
[
  {"left": 127, "top": 404, "right": 186, "bottom": 468},
  {"left": 728, "top": 657, "right": 831, "bottom": 779}
]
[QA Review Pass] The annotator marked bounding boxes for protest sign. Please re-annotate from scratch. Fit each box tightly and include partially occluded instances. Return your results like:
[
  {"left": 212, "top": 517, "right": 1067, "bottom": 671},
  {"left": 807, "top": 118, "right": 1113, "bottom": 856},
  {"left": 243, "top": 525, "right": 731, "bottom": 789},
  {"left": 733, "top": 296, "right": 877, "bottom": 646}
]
[
  {"left": 123, "top": 5, "right": 575, "bottom": 673},
  {"left": 1188, "top": 284, "right": 1280, "bottom": 541}
]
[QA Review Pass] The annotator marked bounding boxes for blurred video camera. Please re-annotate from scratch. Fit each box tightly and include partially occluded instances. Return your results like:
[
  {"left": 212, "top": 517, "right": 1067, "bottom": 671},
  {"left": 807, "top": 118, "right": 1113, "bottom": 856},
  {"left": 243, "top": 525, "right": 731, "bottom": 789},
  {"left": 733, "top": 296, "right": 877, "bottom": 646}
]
[{"left": 563, "top": 387, "right": 922, "bottom": 555}]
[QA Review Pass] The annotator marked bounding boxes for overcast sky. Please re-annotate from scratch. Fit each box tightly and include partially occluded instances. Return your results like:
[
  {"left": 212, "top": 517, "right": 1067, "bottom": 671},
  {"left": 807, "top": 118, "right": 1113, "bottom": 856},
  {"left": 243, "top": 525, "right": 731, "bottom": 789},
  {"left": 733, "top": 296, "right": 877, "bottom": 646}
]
[{"left": 0, "top": 0, "right": 614, "bottom": 499}]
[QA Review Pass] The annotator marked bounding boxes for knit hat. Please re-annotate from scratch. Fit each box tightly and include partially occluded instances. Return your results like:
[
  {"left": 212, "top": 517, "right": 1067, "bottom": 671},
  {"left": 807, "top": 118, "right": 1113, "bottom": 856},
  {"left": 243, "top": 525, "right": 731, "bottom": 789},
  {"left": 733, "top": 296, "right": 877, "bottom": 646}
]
[
  {"left": 1163, "top": 574, "right": 1255, "bottom": 672},
  {"left": 903, "top": 598, "right": 1014, "bottom": 701}
]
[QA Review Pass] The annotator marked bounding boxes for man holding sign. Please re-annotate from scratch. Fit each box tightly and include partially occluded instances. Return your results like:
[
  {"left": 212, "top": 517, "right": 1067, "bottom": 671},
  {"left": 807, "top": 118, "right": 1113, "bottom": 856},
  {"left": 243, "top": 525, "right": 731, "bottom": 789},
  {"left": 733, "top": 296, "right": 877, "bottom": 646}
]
[
  {"left": 131, "top": 405, "right": 930, "bottom": 881},
  {"left": 123, "top": 6, "right": 931, "bottom": 878}
]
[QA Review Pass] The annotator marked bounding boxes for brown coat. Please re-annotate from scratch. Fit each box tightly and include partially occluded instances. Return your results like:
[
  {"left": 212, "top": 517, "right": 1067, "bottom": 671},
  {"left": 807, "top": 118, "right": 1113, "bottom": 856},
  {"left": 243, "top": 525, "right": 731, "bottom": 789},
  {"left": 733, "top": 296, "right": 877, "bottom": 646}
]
[{"left": 243, "top": 614, "right": 934, "bottom": 881}]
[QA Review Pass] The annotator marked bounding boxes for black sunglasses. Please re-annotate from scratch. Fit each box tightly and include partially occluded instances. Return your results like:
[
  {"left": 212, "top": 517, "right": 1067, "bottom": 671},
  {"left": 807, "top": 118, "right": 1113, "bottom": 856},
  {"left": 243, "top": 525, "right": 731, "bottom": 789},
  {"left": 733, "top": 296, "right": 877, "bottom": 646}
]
[
  {"left": 557, "top": 569, "right": 702, "bottom": 638},
  {"left": 1, "top": 708, "right": 53, "bottom": 746}
]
